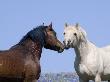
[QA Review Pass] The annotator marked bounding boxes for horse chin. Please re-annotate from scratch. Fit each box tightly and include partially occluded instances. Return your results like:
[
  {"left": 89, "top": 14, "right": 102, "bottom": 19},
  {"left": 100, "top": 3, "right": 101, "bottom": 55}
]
[
  {"left": 64, "top": 45, "right": 70, "bottom": 50},
  {"left": 57, "top": 46, "right": 64, "bottom": 53},
  {"left": 58, "top": 49, "right": 64, "bottom": 53},
  {"left": 65, "top": 47, "right": 69, "bottom": 50}
]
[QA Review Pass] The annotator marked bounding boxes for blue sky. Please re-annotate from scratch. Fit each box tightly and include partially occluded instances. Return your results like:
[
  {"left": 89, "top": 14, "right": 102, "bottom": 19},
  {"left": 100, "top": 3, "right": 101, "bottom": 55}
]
[{"left": 0, "top": 0, "right": 110, "bottom": 73}]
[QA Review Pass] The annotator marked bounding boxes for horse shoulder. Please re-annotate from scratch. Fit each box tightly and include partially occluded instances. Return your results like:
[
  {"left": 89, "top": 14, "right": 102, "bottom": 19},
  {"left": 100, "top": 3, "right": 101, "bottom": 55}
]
[
  {"left": 24, "top": 55, "right": 41, "bottom": 79},
  {"left": 99, "top": 47, "right": 110, "bottom": 75},
  {"left": 80, "top": 46, "right": 102, "bottom": 75}
]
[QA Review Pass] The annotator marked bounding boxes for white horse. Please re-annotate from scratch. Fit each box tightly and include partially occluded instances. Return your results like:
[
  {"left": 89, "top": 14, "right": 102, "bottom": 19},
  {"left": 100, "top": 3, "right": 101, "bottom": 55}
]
[{"left": 63, "top": 23, "right": 110, "bottom": 82}]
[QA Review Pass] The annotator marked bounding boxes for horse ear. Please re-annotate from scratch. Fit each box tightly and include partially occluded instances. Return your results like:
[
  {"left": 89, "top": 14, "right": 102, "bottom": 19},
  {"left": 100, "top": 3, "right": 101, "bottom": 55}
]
[
  {"left": 64, "top": 23, "right": 68, "bottom": 29},
  {"left": 49, "top": 22, "right": 52, "bottom": 28},
  {"left": 75, "top": 23, "right": 80, "bottom": 30},
  {"left": 65, "top": 23, "right": 68, "bottom": 27}
]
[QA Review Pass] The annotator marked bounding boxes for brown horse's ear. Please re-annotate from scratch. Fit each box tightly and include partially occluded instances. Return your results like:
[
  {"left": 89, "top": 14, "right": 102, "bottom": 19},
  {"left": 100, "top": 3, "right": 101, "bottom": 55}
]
[
  {"left": 48, "top": 22, "right": 52, "bottom": 30},
  {"left": 49, "top": 22, "right": 52, "bottom": 27}
]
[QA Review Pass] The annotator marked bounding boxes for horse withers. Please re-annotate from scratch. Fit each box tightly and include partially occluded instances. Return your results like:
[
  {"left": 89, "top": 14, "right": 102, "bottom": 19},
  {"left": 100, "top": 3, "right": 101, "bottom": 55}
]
[
  {"left": 63, "top": 23, "right": 110, "bottom": 82},
  {"left": 0, "top": 23, "right": 64, "bottom": 82}
]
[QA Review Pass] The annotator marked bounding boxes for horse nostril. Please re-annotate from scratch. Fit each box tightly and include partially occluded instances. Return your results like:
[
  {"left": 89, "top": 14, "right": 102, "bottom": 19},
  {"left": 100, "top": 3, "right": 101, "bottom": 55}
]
[
  {"left": 68, "top": 40, "right": 71, "bottom": 44},
  {"left": 63, "top": 41, "right": 65, "bottom": 44}
]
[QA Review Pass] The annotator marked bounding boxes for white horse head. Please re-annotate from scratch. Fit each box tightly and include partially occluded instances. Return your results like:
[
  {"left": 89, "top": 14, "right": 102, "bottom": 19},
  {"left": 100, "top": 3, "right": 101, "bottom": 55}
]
[{"left": 63, "top": 23, "right": 87, "bottom": 49}]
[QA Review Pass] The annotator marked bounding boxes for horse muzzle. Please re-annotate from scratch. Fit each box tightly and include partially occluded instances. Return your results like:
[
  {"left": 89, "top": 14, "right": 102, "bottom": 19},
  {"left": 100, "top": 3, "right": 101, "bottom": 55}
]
[
  {"left": 58, "top": 47, "right": 64, "bottom": 53},
  {"left": 63, "top": 41, "right": 70, "bottom": 50},
  {"left": 56, "top": 41, "right": 64, "bottom": 53}
]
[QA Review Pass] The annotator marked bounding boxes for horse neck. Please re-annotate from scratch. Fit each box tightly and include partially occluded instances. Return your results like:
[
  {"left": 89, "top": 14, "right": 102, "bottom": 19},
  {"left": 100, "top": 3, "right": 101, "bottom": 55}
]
[
  {"left": 25, "top": 39, "right": 43, "bottom": 60},
  {"left": 12, "top": 39, "right": 43, "bottom": 60},
  {"left": 74, "top": 39, "right": 90, "bottom": 61}
]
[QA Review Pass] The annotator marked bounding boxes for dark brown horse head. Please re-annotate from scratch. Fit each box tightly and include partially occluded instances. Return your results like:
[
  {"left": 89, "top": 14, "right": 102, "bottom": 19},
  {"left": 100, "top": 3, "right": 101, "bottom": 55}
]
[
  {"left": 19, "top": 23, "right": 64, "bottom": 53},
  {"left": 44, "top": 23, "right": 64, "bottom": 53}
]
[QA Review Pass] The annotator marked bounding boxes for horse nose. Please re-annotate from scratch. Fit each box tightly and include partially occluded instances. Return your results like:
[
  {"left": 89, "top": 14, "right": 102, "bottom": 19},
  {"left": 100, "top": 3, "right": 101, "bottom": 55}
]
[
  {"left": 63, "top": 40, "right": 70, "bottom": 49},
  {"left": 68, "top": 40, "right": 71, "bottom": 45},
  {"left": 63, "top": 40, "right": 71, "bottom": 45}
]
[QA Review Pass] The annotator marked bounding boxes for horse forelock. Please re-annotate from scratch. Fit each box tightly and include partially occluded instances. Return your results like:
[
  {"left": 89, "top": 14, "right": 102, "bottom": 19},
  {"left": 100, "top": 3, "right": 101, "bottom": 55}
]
[{"left": 19, "top": 25, "right": 47, "bottom": 47}]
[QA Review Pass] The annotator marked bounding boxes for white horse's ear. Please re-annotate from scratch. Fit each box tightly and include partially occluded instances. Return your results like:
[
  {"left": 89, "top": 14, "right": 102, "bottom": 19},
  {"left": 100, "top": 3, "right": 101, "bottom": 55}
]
[
  {"left": 65, "top": 23, "right": 68, "bottom": 28},
  {"left": 75, "top": 23, "right": 80, "bottom": 30}
]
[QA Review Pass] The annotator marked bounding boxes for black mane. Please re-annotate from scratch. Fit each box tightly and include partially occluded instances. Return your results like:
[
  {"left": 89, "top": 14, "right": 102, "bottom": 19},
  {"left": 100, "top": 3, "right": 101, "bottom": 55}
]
[{"left": 19, "top": 25, "right": 47, "bottom": 46}]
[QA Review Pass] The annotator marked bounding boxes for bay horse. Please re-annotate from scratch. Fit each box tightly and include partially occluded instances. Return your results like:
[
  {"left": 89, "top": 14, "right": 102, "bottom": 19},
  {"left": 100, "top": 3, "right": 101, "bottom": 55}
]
[
  {"left": 0, "top": 23, "right": 64, "bottom": 82},
  {"left": 63, "top": 23, "right": 110, "bottom": 82}
]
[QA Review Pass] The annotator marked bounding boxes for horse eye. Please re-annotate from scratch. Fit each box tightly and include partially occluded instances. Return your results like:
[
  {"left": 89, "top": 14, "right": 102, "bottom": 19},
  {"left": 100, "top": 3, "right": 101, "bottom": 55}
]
[
  {"left": 63, "top": 33, "right": 65, "bottom": 35},
  {"left": 74, "top": 33, "right": 77, "bottom": 36}
]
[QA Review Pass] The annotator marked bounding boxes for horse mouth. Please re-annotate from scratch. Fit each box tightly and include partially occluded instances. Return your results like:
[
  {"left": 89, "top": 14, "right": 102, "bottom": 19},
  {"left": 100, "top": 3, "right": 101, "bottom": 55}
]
[
  {"left": 64, "top": 45, "right": 70, "bottom": 50},
  {"left": 63, "top": 44, "right": 70, "bottom": 50},
  {"left": 58, "top": 48, "right": 64, "bottom": 53},
  {"left": 57, "top": 44, "right": 64, "bottom": 53}
]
